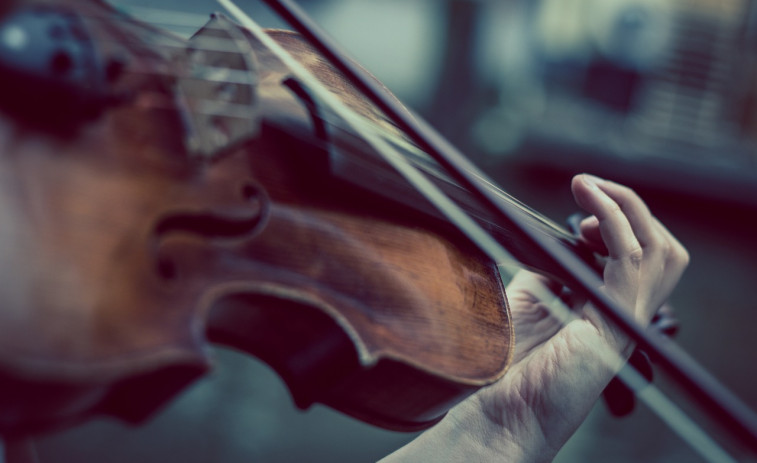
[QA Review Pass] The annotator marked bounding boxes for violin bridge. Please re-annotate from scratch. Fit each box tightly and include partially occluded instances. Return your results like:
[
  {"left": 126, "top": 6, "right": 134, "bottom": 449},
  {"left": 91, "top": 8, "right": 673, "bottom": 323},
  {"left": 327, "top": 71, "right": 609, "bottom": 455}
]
[{"left": 175, "top": 14, "right": 261, "bottom": 159}]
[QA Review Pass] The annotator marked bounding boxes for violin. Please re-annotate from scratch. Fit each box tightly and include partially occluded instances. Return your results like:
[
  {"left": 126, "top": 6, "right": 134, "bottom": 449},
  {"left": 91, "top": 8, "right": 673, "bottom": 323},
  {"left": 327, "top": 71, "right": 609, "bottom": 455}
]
[
  {"left": 0, "top": 0, "right": 755, "bottom": 460},
  {"left": 0, "top": 0, "right": 519, "bottom": 435}
]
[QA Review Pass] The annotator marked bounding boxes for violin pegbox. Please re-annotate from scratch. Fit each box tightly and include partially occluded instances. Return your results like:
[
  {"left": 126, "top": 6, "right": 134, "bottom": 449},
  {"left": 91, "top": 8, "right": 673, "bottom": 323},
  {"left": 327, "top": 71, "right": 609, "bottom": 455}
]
[{"left": 176, "top": 13, "right": 262, "bottom": 159}]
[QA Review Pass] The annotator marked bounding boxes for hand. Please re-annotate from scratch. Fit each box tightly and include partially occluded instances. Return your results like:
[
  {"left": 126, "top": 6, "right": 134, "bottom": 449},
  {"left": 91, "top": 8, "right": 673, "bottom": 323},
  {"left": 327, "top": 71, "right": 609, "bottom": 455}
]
[{"left": 382, "top": 174, "right": 689, "bottom": 462}]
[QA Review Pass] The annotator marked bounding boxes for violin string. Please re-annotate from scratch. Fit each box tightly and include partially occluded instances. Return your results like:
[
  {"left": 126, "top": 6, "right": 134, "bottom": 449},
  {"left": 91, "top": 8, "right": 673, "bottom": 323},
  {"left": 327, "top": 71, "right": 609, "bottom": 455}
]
[
  {"left": 218, "top": 1, "right": 737, "bottom": 461},
  {"left": 333, "top": 112, "right": 574, "bottom": 236},
  {"left": 79, "top": 18, "right": 248, "bottom": 54},
  {"left": 77, "top": 5, "right": 593, "bottom": 241},
  {"left": 90, "top": 6, "right": 572, "bottom": 238},
  {"left": 109, "top": 6, "right": 215, "bottom": 32},
  {"left": 126, "top": 66, "right": 260, "bottom": 85},
  {"left": 90, "top": 5, "right": 202, "bottom": 43},
  {"left": 73, "top": 4, "right": 571, "bottom": 233},
  {"left": 99, "top": 6, "right": 579, "bottom": 236},
  {"left": 134, "top": 94, "right": 258, "bottom": 119},
  {"left": 132, "top": 92, "right": 574, "bottom": 242}
]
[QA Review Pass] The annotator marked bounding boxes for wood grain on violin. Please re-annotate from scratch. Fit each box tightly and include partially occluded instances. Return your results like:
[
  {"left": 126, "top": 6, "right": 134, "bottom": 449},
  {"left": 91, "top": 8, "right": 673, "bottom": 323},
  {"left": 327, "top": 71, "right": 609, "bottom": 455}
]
[{"left": 0, "top": 0, "right": 513, "bottom": 436}]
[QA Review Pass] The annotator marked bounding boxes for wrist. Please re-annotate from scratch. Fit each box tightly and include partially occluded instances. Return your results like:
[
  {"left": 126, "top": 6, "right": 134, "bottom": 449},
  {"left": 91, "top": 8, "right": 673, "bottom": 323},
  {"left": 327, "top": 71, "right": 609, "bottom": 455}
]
[{"left": 379, "top": 397, "right": 542, "bottom": 463}]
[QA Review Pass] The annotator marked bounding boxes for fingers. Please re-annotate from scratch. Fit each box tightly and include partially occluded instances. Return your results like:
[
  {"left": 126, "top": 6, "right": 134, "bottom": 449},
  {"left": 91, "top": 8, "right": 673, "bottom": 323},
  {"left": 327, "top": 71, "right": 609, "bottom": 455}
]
[
  {"left": 586, "top": 177, "right": 660, "bottom": 250},
  {"left": 573, "top": 175, "right": 688, "bottom": 265},
  {"left": 571, "top": 175, "right": 644, "bottom": 262},
  {"left": 578, "top": 215, "right": 606, "bottom": 253},
  {"left": 572, "top": 175, "right": 680, "bottom": 261},
  {"left": 570, "top": 174, "right": 689, "bottom": 323},
  {"left": 573, "top": 176, "right": 688, "bottom": 270}
]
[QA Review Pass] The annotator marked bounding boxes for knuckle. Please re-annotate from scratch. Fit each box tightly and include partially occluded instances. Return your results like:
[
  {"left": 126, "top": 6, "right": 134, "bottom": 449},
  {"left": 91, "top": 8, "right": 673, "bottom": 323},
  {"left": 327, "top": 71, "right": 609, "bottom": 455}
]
[
  {"left": 681, "top": 248, "right": 690, "bottom": 266},
  {"left": 627, "top": 246, "right": 644, "bottom": 267},
  {"left": 643, "top": 230, "right": 666, "bottom": 251},
  {"left": 658, "top": 237, "right": 671, "bottom": 256},
  {"left": 663, "top": 240, "right": 689, "bottom": 270},
  {"left": 605, "top": 201, "right": 623, "bottom": 217},
  {"left": 673, "top": 244, "right": 690, "bottom": 268}
]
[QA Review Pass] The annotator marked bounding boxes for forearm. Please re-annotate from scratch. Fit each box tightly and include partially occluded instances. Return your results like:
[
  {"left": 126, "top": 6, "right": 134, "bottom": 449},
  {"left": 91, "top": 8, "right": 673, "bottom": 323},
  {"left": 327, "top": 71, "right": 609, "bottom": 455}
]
[
  {"left": 378, "top": 398, "right": 548, "bottom": 463},
  {"left": 381, "top": 325, "right": 625, "bottom": 463}
]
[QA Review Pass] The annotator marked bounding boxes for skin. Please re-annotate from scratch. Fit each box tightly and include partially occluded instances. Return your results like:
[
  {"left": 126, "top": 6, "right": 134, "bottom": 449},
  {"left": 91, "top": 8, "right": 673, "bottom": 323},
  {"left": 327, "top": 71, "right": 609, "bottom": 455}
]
[{"left": 380, "top": 174, "right": 689, "bottom": 462}]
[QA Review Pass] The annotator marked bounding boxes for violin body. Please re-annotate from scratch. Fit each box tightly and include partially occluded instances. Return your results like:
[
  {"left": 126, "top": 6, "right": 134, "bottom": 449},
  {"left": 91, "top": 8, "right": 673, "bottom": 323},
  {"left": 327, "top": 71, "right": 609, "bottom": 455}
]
[{"left": 0, "top": 0, "right": 512, "bottom": 436}]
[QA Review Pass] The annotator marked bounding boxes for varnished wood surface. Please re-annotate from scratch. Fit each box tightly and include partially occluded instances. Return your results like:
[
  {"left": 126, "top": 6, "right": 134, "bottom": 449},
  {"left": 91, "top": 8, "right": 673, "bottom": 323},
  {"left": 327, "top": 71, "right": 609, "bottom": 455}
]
[{"left": 0, "top": 1, "right": 513, "bottom": 435}]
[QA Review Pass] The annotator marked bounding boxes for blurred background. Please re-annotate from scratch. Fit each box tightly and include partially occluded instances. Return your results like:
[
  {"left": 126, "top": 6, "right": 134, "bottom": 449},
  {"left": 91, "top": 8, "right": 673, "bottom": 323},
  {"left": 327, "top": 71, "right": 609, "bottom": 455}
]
[{"left": 15, "top": 0, "right": 757, "bottom": 461}]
